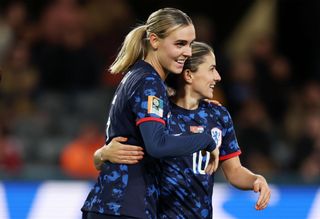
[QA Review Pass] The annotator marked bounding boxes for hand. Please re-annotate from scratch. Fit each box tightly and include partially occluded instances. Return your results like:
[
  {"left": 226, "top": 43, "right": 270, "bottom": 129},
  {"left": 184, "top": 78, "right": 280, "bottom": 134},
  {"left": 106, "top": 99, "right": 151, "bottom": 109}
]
[
  {"left": 204, "top": 99, "right": 222, "bottom": 106},
  {"left": 253, "top": 175, "right": 271, "bottom": 210},
  {"left": 97, "top": 137, "right": 144, "bottom": 167},
  {"left": 205, "top": 147, "right": 220, "bottom": 175}
]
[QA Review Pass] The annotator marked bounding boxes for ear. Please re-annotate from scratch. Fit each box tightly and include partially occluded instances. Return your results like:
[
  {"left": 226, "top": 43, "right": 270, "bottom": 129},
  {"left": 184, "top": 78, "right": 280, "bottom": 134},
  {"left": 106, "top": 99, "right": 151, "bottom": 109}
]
[
  {"left": 183, "top": 69, "right": 193, "bottom": 84},
  {"left": 149, "top": 33, "right": 160, "bottom": 50}
]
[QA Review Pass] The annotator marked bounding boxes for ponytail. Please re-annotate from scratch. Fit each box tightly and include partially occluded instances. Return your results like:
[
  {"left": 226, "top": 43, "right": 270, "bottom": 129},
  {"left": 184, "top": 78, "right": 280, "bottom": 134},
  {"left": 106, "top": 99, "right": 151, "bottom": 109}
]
[{"left": 109, "top": 25, "right": 147, "bottom": 74}]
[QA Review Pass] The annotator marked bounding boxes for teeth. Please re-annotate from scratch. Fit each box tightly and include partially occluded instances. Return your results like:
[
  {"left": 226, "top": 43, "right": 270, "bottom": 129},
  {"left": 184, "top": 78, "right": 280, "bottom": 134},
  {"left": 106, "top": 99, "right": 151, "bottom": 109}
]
[{"left": 209, "top": 84, "right": 215, "bottom": 88}]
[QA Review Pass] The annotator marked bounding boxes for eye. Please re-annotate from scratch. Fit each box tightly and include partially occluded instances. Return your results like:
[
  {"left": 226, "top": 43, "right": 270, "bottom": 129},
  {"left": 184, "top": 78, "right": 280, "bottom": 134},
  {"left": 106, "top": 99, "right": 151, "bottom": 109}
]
[
  {"left": 175, "top": 40, "right": 187, "bottom": 48},
  {"left": 176, "top": 42, "right": 184, "bottom": 48}
]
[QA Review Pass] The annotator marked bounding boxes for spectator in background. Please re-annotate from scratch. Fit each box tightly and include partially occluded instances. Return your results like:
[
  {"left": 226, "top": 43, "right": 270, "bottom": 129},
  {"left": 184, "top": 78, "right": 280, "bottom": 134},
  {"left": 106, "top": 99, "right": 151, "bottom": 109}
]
[
  {"left": 235, "top": 98, "right": 277, "bottom": 176},
  {"left": 31, "top": 0, "right": 104, "bottom": 92},
  {"left": 0, "top": 123, "right": 23, "bottom": 174},
  {"left": 249, "top": 34, "right": 293, "bottom": 125},
  {"left": 84, "top": 0, "right": 136, "bottom": 88},
  {"left": 0, "top": 40, "right": 39, "bottom": 118},
  {"left": 285, "top": 80, "right": 320, "bottom": 182},
  {"left": 224, "top": 56, "right": 258, "bottom": 116},
  {"left": 0, "top": 1, "right": 28, "bottom": 64},
  {"left": 60, "top": 121, "right": 104, "bottom": 179},
  {"left": 293, "top": 112, "right": 320, "bottom": 182}
]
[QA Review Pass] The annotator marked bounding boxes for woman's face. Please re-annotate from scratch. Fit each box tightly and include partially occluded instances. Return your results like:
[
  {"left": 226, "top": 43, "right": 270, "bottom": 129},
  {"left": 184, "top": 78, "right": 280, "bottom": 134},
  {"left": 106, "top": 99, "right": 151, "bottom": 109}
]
[
  {"left": 190, "top": 52, "right": 221, "bottom": 100},
  {"left": 156, "top": 24, "right": 196, "bottom": 75}
]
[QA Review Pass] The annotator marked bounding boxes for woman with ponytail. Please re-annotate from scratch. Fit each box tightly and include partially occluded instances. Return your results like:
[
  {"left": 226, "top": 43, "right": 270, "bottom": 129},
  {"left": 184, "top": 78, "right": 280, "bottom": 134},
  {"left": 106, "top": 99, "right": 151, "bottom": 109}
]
[{"left": 81, "top": 8, "right": 218, "bottom": 219}]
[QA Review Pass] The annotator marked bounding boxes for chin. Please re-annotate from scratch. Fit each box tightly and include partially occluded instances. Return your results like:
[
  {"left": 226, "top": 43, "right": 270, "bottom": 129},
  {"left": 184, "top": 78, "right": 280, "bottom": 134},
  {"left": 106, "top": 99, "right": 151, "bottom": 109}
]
[{"left": 172, "top": 71, "right": 182, "bottom": 74}]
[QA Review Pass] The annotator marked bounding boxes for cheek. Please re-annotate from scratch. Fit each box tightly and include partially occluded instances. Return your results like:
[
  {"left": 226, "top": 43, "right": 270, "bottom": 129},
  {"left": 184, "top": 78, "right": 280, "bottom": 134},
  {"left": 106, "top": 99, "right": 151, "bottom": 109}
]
[
  {"left": 158, "top": 47, "right": 174, "bottom": 63},
  {"left": 161, "top": 44, "right": 181, "bottom": 57}
]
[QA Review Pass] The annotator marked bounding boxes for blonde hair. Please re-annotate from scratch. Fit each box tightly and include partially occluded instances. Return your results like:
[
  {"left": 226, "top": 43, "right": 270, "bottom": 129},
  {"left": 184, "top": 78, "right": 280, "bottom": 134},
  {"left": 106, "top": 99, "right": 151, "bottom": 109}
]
[
  {"left": 166, "top": 41, "right": 214, "bottom": 90},
  {"left": 109, "top": 8, "right": 193, "bottom": 74}
]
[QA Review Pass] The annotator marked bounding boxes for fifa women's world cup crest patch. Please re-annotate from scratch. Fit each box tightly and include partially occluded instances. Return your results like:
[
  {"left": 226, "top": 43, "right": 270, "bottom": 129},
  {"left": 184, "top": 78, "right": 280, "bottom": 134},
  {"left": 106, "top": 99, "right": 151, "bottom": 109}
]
[
  {"left": 211, "top": 127, "right": 222, "bottom": 148},
  {"left": 148, "top": 96, "right": 164, "bottom": 117}
]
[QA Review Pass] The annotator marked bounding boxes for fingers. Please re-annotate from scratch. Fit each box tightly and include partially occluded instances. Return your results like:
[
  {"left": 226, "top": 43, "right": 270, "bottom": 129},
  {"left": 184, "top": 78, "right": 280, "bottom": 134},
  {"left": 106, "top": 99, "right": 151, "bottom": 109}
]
[
  {"left": 110, "top": 153, "right": 144, "bottom": 164},
  {"left": 115, "top": 155, "right": 143, "bottom": 164},
  {"left": 117, "top": 147, "right": 144, "bottom": 156},
  {"left": 112, "top": 136, "right": 128, "bottom": 143},
  {"left": 253, "top": 180, "right": 271, "bottom": 210},
  {"left": 112, "top": 159, "right": 140, "bottom": 164},
  {"left": 120, "top": 145, "right": 144, "bottom": 151},
  {"left": 203, "top": 99, "right": 222, "bottom": 106},
  {"left": 255, "top": 187, "right": 271, "bottom": 210},
  {"left": 101, "top": 137, "right": 144, "bottom": 164},
  {"left": 205, "top": 164, "right": 214, "bottom": 175},
  {"left": 205, "top": 158, "right": 219, "bottom": 175}
]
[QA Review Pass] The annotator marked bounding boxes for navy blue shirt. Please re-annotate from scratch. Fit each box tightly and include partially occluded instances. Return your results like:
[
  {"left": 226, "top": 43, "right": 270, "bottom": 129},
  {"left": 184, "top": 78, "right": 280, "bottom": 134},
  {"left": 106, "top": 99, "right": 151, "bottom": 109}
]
[
  {"left": 82, "top": 61, "right": 216, "bottom": 219},
  {"left": 158, "top": 101, "right": 241, "bottom": 219}
]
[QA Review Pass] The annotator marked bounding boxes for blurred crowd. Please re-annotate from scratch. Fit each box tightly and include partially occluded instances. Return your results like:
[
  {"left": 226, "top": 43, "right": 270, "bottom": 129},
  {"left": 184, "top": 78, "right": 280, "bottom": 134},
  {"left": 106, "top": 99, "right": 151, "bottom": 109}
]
[{"left": 0, "top": 0, "right": 320, "bottom": 183}]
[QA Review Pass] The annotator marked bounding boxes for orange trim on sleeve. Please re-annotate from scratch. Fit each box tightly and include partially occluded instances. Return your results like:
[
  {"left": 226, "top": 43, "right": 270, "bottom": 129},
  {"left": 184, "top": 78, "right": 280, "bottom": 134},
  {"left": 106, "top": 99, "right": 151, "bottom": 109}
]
[
  {"left": 136, "top": 117, "right": 166, "bottom": 126},
  {"left": 219, "top": 150, "right": 241, "bottom": 161}
]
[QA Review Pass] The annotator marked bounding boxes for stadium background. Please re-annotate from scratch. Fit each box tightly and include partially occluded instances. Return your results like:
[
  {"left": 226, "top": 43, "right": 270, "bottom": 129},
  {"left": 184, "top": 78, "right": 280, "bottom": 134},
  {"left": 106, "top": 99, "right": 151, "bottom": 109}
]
[{"left": 0, "top": 0, "right": 320, "bottom": 218}]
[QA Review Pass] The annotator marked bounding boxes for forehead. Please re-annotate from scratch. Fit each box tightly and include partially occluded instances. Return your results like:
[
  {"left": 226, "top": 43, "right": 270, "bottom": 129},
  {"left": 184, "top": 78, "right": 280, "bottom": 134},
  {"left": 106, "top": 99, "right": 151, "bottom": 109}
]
[
  {"left": 165, "top": 24, "right": 196, "bottom": 42},
  {"left": 202, "top": 52, "right": 216, "bottom": 66}
]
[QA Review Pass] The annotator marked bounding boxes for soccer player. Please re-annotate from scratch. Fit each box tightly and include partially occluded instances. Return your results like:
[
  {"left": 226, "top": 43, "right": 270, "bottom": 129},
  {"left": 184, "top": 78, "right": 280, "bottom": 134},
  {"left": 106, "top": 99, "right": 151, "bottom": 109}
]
[
  {"left": 81, "top": 8, "right": 218, "bottom": 219},
  {"left": 96, "top": 42, "right": 271, "bottom": 218}
]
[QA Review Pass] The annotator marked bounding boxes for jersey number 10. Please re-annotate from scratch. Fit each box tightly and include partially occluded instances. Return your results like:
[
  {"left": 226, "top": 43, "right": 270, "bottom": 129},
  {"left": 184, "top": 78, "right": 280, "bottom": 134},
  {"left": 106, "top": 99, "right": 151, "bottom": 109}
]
[{"left": 192, "top": 151, "right": 210, "bottom": 175}]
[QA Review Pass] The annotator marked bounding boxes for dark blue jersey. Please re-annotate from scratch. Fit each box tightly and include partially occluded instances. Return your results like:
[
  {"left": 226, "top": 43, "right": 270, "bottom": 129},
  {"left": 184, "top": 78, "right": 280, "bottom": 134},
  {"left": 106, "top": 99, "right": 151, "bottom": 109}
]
[
  {"left": 81, "top": 61, "right": 217, "bottom": 219},
  {"left": 158, "top": 101, "right": 241, "bottom": 219},
  {"left": 82, "top": 60, "right": 168, "bottom": 219}
]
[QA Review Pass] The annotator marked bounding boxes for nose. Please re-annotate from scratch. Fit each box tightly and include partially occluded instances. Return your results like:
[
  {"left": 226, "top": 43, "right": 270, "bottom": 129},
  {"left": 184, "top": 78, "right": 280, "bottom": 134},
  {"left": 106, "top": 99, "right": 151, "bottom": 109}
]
[
  {"left": 183, "top": 46, "right": 192, "bottom": 57},
  {"left": 214, "top": 70, "right": 221, "bottom": 82}
]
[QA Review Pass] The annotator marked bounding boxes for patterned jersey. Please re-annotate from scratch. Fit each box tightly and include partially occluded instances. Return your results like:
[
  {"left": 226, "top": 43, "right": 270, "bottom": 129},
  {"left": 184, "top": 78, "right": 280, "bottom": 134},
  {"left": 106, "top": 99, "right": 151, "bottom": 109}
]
[
  {"left": 81, "top": 60, "right": 170, "bottom": 219},
  {"left": 158, "top": 101, "right": 241, "bottom": 219}
]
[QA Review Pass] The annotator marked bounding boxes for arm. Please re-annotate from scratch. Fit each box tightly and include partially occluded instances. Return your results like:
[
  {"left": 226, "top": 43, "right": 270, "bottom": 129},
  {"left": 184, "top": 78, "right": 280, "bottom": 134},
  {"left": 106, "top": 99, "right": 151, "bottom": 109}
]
[
  {"left": 94, "top": 137, "right": 144, "bottom": 170},
  {"left": 139, "top": 121, "right": 216, "bottom": 158},
  {"left": 221, "top": 156, "right": 271, "bottom": 210},
  {"left": 204, "top": 147, "right": 220, "bottom": 175}
]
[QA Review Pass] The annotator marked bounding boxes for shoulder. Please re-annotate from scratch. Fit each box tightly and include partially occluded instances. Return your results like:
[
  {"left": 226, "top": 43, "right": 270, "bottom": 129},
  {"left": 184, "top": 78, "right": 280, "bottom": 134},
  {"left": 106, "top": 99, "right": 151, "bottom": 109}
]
[
  {"left": 200, "top": 100, "right": 227, "bottom": 113},
  {"left": 122, "top": 65, "right": 163, "bottom": 95},
  {"left": 200, "top": 101, "right": 233, "bottom": 122},
  {"left": 127, "top": 62, "right": 162, "bottom": 85}
]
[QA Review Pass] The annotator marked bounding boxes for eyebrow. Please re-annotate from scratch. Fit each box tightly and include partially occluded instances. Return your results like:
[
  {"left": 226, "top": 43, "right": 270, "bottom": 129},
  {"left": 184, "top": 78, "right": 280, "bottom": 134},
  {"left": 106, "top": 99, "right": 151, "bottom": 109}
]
[{"left": 175, "top": 39, "right": 195, "bottom": 44}]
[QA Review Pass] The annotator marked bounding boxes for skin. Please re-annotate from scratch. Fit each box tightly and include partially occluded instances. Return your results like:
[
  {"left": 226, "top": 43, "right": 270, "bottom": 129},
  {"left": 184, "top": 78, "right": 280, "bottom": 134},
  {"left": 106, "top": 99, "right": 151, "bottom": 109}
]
[
  {"left": 95, "top": 40, "right": 271, "bottom": 211},
  {"left": 94, "top": 24, "right": 198, "bottom": 168},
  {"left": 145, "top": 24, "right": 195, "bottom": 80},
  {"left": 175, "top": 51, "right": 270, "bottom": 210}
]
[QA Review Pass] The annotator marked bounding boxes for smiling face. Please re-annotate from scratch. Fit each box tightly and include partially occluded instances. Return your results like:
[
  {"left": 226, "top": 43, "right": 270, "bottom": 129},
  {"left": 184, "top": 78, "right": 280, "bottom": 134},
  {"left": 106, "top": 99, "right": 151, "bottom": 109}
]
[
  {"left": 147, "top": 24, "right": 196, "bottom": 78},
  {"left": 189, "top": 52, "right": 221, "bottom": 100}
]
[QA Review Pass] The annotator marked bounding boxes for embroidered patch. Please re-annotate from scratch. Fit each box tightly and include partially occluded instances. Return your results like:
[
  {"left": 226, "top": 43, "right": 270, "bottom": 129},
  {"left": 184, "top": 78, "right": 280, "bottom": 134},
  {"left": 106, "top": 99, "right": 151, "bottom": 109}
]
[
  {"left": 211, "top": 127, "right": 222, "bottom": 148},
  {"left": 147, "top": 96, "right": 163, "bottom": 117},
  {"left": 190, "top": 126, "right": 204, "bottom": 133}
]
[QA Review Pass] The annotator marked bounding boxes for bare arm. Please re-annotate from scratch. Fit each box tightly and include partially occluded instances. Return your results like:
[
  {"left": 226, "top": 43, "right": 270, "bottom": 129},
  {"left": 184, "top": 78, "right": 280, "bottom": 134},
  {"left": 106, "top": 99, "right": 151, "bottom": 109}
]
[
  {"left": 94, "top": 137, "right": 144, "bottom": 170},
  {"left": 221, "top": 156, "right": 271, "bottom": 210}
]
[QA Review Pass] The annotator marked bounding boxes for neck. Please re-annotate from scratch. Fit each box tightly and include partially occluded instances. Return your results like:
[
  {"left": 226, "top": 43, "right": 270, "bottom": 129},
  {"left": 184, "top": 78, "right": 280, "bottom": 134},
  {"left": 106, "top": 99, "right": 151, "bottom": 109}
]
[
  {"left": 144, "top": 55, "right": 168, "bottom": 80},
  {"left": 171, "top": 87, "right": 200, "bottom": 110}
]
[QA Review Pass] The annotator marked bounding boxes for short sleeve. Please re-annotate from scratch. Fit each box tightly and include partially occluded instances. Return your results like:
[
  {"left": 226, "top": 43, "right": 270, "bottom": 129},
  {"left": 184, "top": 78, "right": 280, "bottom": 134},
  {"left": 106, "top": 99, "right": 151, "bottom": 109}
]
[
  {"left": 129, "top": 74, "right": 170, "bottom": 126},
  {"left": 219, "top": 107, "right": 241, "bottom": 160}
]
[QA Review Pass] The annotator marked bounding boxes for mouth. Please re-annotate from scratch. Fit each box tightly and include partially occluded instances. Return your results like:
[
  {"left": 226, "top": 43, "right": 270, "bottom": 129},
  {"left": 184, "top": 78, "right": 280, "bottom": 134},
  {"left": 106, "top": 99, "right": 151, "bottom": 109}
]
[
  {"left": 176, "top": 58, "right": 186, "bottom": 66},
  {"left": 209, "top": 84, "right": 215, "bottom": 89}
]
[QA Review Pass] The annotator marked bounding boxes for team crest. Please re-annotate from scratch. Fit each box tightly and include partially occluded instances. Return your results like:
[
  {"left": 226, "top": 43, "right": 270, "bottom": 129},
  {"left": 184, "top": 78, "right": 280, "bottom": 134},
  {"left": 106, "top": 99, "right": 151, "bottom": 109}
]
[
  {"left": 148, "top": 96, "right": 163, "bottom": 117},
  {"left": 190, "top": 126, "right": 204, "bottom": 133},
  {"left": 211, "top": 127, "right": 222, "bottom": 148}
]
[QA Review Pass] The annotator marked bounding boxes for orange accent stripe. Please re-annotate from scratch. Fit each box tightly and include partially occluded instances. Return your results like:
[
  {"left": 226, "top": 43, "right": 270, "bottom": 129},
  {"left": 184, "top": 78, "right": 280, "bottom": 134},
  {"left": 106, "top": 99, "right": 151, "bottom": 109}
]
[
  {"left": 219, "top": 150, "right": 242, "bottom": 161},
  {"left": 136, "top": 117, "right": 165, "bottom": 126}
]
